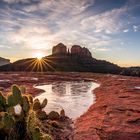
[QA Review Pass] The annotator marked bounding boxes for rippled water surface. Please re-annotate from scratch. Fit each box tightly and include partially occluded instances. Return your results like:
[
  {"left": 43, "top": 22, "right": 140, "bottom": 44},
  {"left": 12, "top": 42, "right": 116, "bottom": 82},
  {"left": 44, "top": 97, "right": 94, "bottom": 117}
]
[{"left": 35, "top": 81, "right": 99, "bottom": 119}]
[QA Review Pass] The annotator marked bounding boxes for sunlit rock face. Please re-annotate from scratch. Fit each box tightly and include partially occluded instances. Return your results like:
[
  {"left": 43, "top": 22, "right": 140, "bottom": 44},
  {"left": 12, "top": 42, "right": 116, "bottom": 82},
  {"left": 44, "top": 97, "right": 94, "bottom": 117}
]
[
  {"left": 52, "top": 43, "right": 67, "bottom": 55},
  {"left": 0, "top": 57, "right": 10, "bottom": 66}
]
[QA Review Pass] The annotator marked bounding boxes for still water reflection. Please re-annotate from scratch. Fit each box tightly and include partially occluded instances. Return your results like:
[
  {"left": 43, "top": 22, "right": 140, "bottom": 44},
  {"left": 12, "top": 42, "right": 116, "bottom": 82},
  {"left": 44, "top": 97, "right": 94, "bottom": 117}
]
[{"left": 35, "top": 81, "right": 99, "bottom": 119}]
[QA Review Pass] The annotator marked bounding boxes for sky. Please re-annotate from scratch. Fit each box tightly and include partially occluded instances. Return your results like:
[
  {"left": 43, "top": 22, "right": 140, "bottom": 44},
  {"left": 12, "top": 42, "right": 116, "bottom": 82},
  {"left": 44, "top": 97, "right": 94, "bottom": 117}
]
[{"left": 0, "top": 0, "right": 140, "bottom": 67}]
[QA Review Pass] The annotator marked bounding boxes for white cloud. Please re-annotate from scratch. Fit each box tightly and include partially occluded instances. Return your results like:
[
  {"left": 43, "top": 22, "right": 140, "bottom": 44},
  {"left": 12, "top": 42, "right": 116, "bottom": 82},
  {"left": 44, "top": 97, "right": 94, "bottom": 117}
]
[
  {"left": 93, "top": 47, "right": 110, "bottom": 52},
  {"left": 93, "top": 40, "right": 110, "bottom": 47},
  {"left": 123, "top": 29, "right": 129, "bottom": 32},
  {"left": 97, "top": 48, "right": 110, "bottom": 51},
  {"left": 7, "top": 26, "right": 53, "bottom": 50},
  {"left": 133, "top": 25, "right": 138, "bottom": 32},
  {"left": 0, "top": 44, "right": 5, "bottom": 48},
  {"left": 120, "top": 42, "right": 124, "bottom": 45},
  {"left": 81, "top": 7, "right": 127, "bottom": 33},
  {"left": 23, "top": 0, "right": 95, "bottom": 15},
  {"left": 3, "top": 0, "right": 30, "bottom": 4}
]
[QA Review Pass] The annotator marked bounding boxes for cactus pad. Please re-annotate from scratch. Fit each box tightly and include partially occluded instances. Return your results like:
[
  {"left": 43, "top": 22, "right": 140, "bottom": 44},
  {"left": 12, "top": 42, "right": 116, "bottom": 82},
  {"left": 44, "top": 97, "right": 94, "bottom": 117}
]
[
  {"left": 48, "top": 111, "right": 60, "bottom": 120},
  {"left": 41, "top": 98, "right": 47, "bottom": 109}
]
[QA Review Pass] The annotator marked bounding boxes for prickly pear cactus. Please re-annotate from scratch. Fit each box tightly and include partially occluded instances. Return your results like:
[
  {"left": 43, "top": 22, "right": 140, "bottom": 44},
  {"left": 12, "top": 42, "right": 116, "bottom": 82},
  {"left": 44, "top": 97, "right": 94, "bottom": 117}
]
[
  {"left": 0, "top": 92, "right": 6, "bottom": 111},
  {"left": 7, "top": 94, "right": 17, "bottom": 106},
  {"left": 41, "top": 98, "right": 47, "bottom": 109},
  {"left": 36, "top": 110, "right": 48, "bottom": 120},
  {"left": 41, "top": 134, "right": 52, "bottom": 140},
  {"left": 3, "top": 112, "right": 15, "bottom": 129},
  {"left": 60, "top": 109, "right": 65, "bottom": 117},
  {"left": 28, "top": 95, "right": 33, "bottom": 105},
  {"left": 20, "top": 86, "right": 26, "bottom": 94},
  {"left": 12, "top": 85, "right": 22, "bottom": 105},
  {"left": 33, "top": 99, "right": 41, "bottom": 111},
  {"left": 0, "top": 84, "right": 61, "bottom": 140},
  {"left": 7, "top": 85, "right": 22, "bottom": 106},
  {"left": 7, "top": 106, "right": 15, "bottom": 116},
  {"left": 32, "top": 127, "right": 42, "bottom": 140},
  {"left": 22, "top": 96, "right": 30, "bottom": 113},
  {"left": 0, "top": 112, "right": 5, "bottom": 129},
  {"left": 48, "top": 111, "right": 60, "bottom": 120}
]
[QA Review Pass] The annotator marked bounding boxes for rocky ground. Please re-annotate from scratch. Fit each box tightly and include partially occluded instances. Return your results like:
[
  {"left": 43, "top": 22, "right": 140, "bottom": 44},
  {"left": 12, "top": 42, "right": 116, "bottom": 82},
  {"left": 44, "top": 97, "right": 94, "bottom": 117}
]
[
  {"left": 0, "top": 72, "right": 140, "bottom": 140},
  {"left": 74, "top": 73, "right": 140, "bottom": 140}
]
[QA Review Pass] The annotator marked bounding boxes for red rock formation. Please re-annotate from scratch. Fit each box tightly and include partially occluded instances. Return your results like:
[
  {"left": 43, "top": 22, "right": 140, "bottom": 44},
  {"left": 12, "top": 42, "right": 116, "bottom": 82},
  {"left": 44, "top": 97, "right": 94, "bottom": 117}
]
[
  {"left": 81, "top": 47, "right": 92, "bottom": 57},
  {"left": 52, "top": 43, "right": 92, "bottom": 58},
  {"left": 71, "top": 45, "right": 82, "bottom": 55},
  {"left": 52, "top": 43, "right": 67, "bottom": 54},
  {"left": 71, "top": 45, "right": 92, "bottom": 57}
]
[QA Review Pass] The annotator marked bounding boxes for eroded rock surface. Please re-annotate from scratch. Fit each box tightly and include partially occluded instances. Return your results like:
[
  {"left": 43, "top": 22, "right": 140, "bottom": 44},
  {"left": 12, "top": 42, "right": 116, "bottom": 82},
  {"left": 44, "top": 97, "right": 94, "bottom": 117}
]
[{"left": 74, "top": 74, "right": 140, "bottom": 140}]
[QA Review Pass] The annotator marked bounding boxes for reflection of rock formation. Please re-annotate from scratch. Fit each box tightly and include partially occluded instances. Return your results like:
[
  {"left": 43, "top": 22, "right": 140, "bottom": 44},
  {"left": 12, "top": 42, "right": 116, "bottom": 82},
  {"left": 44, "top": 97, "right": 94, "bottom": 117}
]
[
  {"left": 51, "top": 82, "right": 91, "bottom": 96},
  {"left": 70, "top": 82, "right": 91, "bottom": 95},
  {"left": 52, "top": 43, "right": 92, "bottom": 58},
  {"left": 52, "top": 82, "right": 66, "bottom": 96}
]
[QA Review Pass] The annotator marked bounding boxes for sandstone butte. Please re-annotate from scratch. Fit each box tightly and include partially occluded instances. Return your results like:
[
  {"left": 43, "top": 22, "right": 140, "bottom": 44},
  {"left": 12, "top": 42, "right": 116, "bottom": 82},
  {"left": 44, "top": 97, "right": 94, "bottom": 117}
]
[{"left": 0, "top": 72, "right": 140, "bottom": 140}]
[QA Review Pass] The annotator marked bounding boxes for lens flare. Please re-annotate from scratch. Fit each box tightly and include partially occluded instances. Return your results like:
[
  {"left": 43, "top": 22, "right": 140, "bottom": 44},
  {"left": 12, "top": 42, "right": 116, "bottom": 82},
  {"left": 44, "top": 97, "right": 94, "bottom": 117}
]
[{"left": 34, "top": 53, "right": 44, "bottom": 60}]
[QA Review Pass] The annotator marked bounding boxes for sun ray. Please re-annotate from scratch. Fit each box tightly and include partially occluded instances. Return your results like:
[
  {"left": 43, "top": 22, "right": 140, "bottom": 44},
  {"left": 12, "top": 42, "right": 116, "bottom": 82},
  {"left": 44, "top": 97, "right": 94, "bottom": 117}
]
[
  {"left": 22, "top": 53, "right": 59, "bottom": 72},
  {"left": 41, "top": 58, "right": 55, "bottom": 71},
  {"left": 26, "top": 59, "right": 38, "bottom": 71}
]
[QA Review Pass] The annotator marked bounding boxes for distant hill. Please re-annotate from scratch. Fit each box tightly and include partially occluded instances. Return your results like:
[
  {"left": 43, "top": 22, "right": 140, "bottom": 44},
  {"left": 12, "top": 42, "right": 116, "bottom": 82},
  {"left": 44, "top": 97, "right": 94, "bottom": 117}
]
[
  {"left": 0, "top": 43, "right": 122, "bottom": 74},
  {"left": 120, "top": 67, "right": 140, "bottom": 77},
  {"left": 0, "top": 57, "right": 10, "bottom": 66}
]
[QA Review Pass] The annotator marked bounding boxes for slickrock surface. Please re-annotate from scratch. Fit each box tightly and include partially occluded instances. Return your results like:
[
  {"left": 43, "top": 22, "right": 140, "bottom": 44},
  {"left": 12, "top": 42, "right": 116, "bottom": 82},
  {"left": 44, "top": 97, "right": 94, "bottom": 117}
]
[
  {"left": 0, "top": 72, "right": 140, "bottom": 140},
  {"left": 74, "top": 74, "right": 140, "bottom": 140}
]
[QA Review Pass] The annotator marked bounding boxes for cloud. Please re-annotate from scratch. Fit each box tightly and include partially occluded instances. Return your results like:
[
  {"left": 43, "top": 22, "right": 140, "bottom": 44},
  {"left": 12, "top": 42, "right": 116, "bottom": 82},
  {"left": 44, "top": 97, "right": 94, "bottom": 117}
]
[
  {"left": 120, "top": 42, "right": 124, "bottom": 45},
  {"left": 0, "top": 0, "right": 97, "bottom": 51},
  {"left": 133, "top": 25, "right": 138, "bottom": 32},
  {"left": 0, "top": 44, "right": 5, "bottom": 48},
  {"left": 23, "top": 0, "right": 95, "bottom": 15},
  {"left": 0, "top": 0, "right": 140, "bottom": 63},
  {"left": 94, "top": 47, "right": 110, "bottom": 52},
  {"left": 81, "top": 7, "right": 127, "bottom": 34},
  {"left": 3, "top": 0, "right": 31, "bottom": 4},
  {"left": 7, "top": 25, "right": 53, "bottom": 50},
  {"left": 123, "top": 29, "right": 129, "bottom": 32}
]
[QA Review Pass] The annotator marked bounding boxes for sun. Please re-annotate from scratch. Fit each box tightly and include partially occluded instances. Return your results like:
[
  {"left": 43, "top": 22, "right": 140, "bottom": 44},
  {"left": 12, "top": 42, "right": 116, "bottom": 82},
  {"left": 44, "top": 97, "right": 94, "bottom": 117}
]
[
  {"left": 28, "top": 52, "right": 55, "bottom": 72},
  {"left": 34, "top": 53, "right": 44, "bottom": 60}
]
